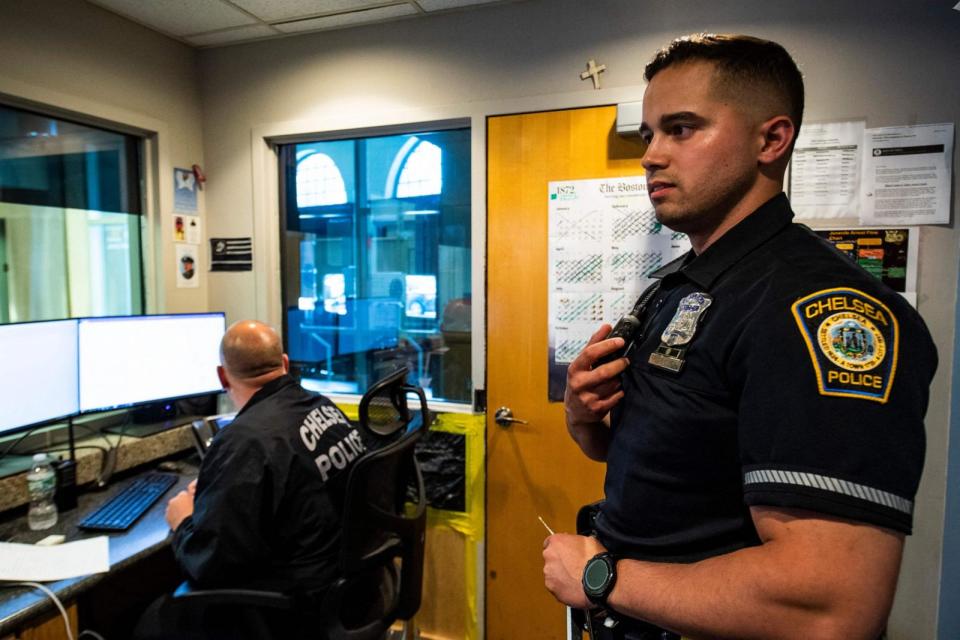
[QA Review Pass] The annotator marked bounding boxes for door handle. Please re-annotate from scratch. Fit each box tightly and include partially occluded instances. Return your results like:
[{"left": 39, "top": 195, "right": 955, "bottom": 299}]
[{"left": 494, "top": 406, "right": 528, "bottom": 427}]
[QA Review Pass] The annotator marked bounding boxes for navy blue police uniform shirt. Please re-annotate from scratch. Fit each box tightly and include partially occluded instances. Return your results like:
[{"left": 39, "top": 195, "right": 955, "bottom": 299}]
[
  {"left": 172, "top": 374, "right": 370, "bottom": 593},
  {"left": 597, "top": 193, "right": 937, "bottom": 562}
]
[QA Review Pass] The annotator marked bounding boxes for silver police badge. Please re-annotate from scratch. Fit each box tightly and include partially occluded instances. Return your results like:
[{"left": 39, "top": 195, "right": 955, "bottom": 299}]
[
  {"left": 649, "top": 292, "right": 713, "bottom": 372},
  {"left": 661, "top": 292, "right": 713, "bottom": 346}
]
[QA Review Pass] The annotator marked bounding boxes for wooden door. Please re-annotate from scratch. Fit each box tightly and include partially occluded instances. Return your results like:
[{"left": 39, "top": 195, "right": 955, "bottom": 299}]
[{"left": 486, "top": 106, "right": 646, "bottom": 639}]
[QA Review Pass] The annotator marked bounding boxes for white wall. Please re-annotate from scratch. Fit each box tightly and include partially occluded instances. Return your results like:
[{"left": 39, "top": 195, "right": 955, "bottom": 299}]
[
  {"left": 0, "top": 0, "right": 207, "bottom": 314},
  {"left": 198, "top": 1, "right": 960, "bottom": 636}
]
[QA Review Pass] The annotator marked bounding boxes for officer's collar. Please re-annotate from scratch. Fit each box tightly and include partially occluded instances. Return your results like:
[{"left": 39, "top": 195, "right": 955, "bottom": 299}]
[
  {"left": 649, "top": 192, "right": 793, "bottom": 289},
  {"left": 236, "top": 372, "right": 296, "bottom": 416}
]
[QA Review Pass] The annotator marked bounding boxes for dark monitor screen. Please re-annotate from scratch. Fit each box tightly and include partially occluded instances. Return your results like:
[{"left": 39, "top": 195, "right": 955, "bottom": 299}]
[
  {"left": 78, "top": 313, "right": 225, "bottom": 413},
  {"left": 0, "top": 319, "right": 79, "bottom": 435}
]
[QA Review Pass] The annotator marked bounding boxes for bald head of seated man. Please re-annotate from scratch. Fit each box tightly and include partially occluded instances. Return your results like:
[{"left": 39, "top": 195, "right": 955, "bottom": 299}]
[{"left": 216, "top": 319, "right": 290, "bottom": 410}]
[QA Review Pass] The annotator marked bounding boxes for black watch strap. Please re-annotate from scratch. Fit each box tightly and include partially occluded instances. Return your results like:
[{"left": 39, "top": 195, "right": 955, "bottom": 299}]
[{"left": 582, "top": 551, "right": 618, "bottom": 608}]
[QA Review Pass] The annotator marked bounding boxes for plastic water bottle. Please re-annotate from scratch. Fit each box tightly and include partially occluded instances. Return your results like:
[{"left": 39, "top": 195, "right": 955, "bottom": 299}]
[{"left": 26, "top": 453, "right": 58, "bottom": 530}]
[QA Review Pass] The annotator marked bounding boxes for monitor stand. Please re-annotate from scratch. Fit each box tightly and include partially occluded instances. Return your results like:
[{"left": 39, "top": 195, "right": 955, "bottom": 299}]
[{"left": 101, "top": 415, "right": 202, "bottom": 439}]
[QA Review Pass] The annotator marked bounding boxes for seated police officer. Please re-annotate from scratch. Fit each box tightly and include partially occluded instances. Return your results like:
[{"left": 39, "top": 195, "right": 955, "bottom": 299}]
[{"left": 137, "top": 320, "right": 370, "bottom": 639}]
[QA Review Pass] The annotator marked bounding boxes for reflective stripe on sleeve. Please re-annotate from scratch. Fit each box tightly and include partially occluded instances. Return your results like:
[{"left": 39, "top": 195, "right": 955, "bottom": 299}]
[{"left": 743, "top": 469, "right": 913, "bottom": 515}]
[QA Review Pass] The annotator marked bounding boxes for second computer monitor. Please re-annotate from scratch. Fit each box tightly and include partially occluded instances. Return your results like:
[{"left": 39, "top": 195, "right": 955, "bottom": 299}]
[
  {"left": 0, "top": 319, "right": 79, "bottom": 436},
  {"left": 78, "top": 313, "right": 225, "bottom": 414}
]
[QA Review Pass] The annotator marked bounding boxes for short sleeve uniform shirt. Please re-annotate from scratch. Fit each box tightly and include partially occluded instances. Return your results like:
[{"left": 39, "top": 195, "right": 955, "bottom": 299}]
[{"left": 596, "top": 193, "right": 937, "bottom": 562}]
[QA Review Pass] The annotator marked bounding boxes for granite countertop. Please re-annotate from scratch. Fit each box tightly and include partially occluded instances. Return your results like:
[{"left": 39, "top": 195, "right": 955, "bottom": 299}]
[
  {"left": 0, "top": 426, "right": 200, "bottom": 635},
  {"left": 0, "top": 420, "right": 197, "bottom": 513}
]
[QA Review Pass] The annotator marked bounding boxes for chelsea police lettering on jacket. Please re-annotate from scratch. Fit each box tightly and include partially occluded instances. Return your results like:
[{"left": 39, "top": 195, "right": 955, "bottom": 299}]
[
  {"left": 298, "top": 406, "right": 366, "bottom": 481},
  {"left": 791, "top": 287, "right": 900, "bottom": 403}
]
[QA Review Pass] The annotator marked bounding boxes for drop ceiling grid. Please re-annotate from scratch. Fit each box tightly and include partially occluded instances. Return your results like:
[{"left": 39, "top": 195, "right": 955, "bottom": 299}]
[{"left": 83, "top": 0, "right": 515, "bottom": 47}]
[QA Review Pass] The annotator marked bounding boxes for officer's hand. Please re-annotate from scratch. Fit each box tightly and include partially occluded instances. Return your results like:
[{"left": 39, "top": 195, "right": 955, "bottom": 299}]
[
  {"left": 542, "top": 533, "right": 605, "bottom": 609},
  {"left": 565, "top": 324, "right": 629, "bottom": 427},
  {"left": 165, "top": 489, "right": 194, "bottom": 532}
]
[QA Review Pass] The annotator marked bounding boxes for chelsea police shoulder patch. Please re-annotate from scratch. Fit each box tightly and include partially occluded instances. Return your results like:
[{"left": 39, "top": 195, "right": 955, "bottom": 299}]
[{"left": 791, "top": 287, "right": 899, "bottom": 403}]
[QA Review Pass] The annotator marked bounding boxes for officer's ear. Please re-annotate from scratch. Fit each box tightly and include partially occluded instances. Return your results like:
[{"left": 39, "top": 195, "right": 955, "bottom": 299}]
[
  {"left": 281, "top": 354, "right": 290, "bottom": 374},
  {"left": 757, "top": 114, "right": 795, "bottom": 167},
  {"left": 217, "top": 365, "right": 230, "bottom": 390}
]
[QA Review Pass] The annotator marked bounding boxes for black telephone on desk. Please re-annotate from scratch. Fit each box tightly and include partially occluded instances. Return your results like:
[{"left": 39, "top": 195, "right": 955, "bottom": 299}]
[{"left": 190, "top": 414, "right": 235, "bottom": 458}]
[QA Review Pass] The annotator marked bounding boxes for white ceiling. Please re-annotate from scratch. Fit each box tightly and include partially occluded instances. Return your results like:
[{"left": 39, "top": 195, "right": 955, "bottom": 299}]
[{"left": 84, "top": 0, "right": 518, "bottom": 48}]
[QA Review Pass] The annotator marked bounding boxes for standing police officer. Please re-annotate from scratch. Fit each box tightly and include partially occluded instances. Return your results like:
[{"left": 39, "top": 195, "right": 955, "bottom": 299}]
[{"left": 542, "top": 34, "right": 937, "bottom": 639}]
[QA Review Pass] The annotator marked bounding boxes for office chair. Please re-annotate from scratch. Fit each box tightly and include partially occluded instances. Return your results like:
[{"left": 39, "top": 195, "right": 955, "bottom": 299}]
[{"left": 168, "top": 368, "right": 429, "bottom": 640}]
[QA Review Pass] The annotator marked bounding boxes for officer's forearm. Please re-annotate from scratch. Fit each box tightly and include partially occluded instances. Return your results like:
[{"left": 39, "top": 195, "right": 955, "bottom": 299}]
[
  {"left": 566, "top": 415, "right": 610, "bottom": 462},
  {"left": 605, "top": 509, "right": 902, "bottom": 640}
]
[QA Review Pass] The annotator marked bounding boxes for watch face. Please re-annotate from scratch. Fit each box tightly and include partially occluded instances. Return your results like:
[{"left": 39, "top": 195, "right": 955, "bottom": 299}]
[{"left": 583, "top": 556, "right": 612, "bottom": 593}]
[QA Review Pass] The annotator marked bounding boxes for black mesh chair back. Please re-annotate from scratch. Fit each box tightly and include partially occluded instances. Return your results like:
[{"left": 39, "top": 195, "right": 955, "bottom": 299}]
[
  {"left": 319, "top": 368, "right": 429, "bottom": 640},
  {"left": 359, "top": 367, "right": 416, "bottom": 438}
]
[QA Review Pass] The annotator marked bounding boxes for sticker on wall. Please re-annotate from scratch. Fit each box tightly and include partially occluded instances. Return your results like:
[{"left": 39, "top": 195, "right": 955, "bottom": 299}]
[
  {"left": 176, "top": 243, "right": 199, "bottom": 288},
  {"left": 210, "top": 237, "right": 252, "bottom": 271},
  {"left": 174, "top": 167, "right": 198, "bottom": 213},
  {"left": 173, "top": 215, "right": 202, "bottom": 244}
]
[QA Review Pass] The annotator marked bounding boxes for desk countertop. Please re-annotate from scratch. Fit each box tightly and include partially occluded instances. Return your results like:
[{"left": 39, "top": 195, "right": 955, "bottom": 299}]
[{"left": 0, "top": 461, "right": 198, "bottom": 635}]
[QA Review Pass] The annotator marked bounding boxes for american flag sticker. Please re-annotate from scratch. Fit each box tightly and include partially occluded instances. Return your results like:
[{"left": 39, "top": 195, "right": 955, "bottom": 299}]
[{"left": 210, "top": 237, "right": 252, "bottom": 271}]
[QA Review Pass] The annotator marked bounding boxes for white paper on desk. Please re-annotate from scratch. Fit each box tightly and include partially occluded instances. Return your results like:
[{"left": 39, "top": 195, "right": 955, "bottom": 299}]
[
  {"left": 0, "top": 537, "right": 109, "bottom": 582},
  {"left": 789, "top": 120, "right": 865, "bottom": 219},
  {"left": 860, "top": 122, "right": 954, "bottom": 225}
]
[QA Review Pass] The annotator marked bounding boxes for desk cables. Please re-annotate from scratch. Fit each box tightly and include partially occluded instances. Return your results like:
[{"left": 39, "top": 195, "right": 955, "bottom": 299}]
[{"left": 4, "top": 581, "right": 107, "bottom": 640}]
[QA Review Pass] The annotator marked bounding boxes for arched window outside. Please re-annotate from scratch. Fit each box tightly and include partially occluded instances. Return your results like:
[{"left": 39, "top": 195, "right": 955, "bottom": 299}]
[
  {"left": 296, "top": 151, "right": 347, "bottom": 207},
  {"left": 395, "top": 139, "right": 442, "bottom": 198}
]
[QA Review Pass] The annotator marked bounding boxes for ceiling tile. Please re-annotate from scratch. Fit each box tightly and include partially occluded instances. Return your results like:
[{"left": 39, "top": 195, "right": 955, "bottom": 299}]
[
  {"left": 226, "top": 0, "right": 394, "bottom": 23},
  {"left": 273, "top": 4, "right": 418, "bottom": 32},
  {"left": 185, "top": 23, "right": 280, "bottom": 46},
  {"left": 416, "top": 0, "right": 501, "bottom": 11},
  {"left": 86, "top": 0, "right": 257, "bottom": 36}
]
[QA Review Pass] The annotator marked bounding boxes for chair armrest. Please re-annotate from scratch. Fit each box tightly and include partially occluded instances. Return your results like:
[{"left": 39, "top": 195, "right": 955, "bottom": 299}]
[{"left": 172, "top": 581, "right": 296, "bottom": 610}]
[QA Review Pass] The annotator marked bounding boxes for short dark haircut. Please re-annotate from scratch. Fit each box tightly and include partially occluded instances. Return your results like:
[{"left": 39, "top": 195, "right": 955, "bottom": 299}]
[{"left": 645, "top": 33, "right": 804, "bottom": 136}]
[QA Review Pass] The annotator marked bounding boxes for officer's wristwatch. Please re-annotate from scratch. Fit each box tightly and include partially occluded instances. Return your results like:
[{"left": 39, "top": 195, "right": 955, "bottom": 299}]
[{"left": 582, "top": 551, "right": 618, "bottom": 608}]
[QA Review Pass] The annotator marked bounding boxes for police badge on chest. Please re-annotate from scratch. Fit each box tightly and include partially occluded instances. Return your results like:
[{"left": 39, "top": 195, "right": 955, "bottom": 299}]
[{"left": 648, "top": 292, "right": 713, "bottom": 373}]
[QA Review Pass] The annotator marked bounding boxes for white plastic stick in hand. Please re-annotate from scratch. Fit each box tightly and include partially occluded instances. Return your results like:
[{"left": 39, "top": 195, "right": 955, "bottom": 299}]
[{"left": 538, "top": 515, "right": 555, "bottom": 535}]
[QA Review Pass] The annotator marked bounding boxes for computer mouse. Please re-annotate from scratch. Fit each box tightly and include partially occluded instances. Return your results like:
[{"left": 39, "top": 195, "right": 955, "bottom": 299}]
[{"left": 157, "top": 461, "right": 183, "bottom": 473}]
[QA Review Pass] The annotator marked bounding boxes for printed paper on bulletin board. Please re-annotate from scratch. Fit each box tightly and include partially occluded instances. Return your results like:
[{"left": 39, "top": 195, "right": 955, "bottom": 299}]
[
  {"left": 547, "top": 177, "right": 689, "bottom": 401},
  {"left": 813, "top": 226, "right": 918, "bottom": 306}
]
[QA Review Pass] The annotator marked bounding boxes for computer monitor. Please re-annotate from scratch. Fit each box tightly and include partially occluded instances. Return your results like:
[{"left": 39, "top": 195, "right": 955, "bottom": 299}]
[
  {"left": 78, "top": 313, "right": 225, "bottom": 414},
  {"left": 322, "top": 272, "right": 347, "bottom": 315},
  {"left": 0, "top": 319, "right": 79, "bottom": 436},
  {"left": 404, "top": 275, "right": 437, "bottom": 319}
]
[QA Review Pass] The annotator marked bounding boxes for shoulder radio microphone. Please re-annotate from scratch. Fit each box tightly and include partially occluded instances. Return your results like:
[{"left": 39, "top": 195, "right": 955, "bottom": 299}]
[{"left": 593, "top": 281, "right": 662, "bottom": 368}]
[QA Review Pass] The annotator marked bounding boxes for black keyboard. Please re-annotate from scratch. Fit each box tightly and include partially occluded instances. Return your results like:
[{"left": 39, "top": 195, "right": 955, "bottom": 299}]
[{"left": 78, "top": 472, "right": 178, "bottom": 532}]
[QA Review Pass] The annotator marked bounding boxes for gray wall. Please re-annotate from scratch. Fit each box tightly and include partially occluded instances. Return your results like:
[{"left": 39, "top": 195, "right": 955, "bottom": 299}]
[
  {"left": 0, "top": 0, "right": 207, "bottom": 314},
  {"left": 197, "top": 1, "right": 960, "bottom": 636}
]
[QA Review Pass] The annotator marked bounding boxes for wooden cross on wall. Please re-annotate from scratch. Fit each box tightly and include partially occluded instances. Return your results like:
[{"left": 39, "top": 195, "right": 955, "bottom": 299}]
[{"left": 580, "top": 59, "right": 607, "bottom": 89}]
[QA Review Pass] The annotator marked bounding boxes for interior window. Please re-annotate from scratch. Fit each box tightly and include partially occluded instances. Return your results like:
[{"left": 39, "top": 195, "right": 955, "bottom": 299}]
[
  {"left": 0, "top": 103, "right": 144, "bottom": 323},
  {"left": 279, "top": 127, "right": 471, "bottom": 404}
]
